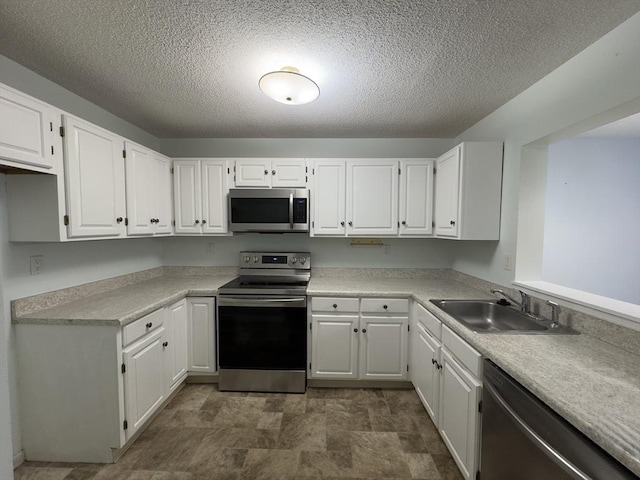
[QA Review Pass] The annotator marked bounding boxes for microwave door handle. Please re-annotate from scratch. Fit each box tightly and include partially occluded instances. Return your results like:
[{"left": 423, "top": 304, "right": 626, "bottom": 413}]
[{"left": 289, "top": 192, "right": 294, "bottom": 229}]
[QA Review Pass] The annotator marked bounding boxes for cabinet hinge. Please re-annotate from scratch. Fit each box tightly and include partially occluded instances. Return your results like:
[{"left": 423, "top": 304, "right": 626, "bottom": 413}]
[
  {"left": 305, "top": 166, "right": 308, "bottom": 173},
  {"left": 305, "top": 176, "right": 308, "bottom": 183},
  {"left": 398, "top": 168, "right": 401, "bottom": 175},
  {"left": 172, "top": 220, "right": 176, "bottom": 226},
  {"left": 408, "top": 324, "right": 410, "bottom": 332},
  {"left": 121, "top": 363, "right": 126, "bottom": 374},
  {"left": 63, "top": 214, "right": 69, "bottom": 226},
  {"left": 309, "top": 322, "right": 312, "bottom": 331},
  {"left": 227, "top": 167, "right": 230, "bottom": 174},
  {"left": 122, "top": 149, "right": 126, "bottom": 159},
  {"left": 407, "top": 364, "right": 409, "bottom": 372},
  {"left": 312, "top": 168, "right": 315, "bottom": 175},
  {"left": 476, "top": 471, "right": 481, "bottom": 480},
  {"left": 59, "top": 126, "right": 65, "bottom": 137},
  {"left": 478, "top": 400, "right": 483, "bottom": 413},
  {"left": 433, "top": 167, "right": 436, "bottom": 174},
  {"left": 123, "top": 420, "right": 128, "bottom": 430},
  {"left": 432, "top": 221, "right": 435, "bottom": 228},
  {"left": 171, "top": 167, "right": 174, "bottom": 174},
  {"left": 125, "top": 217, "right": 129, "bottom": 226},
  {"left": 312, "top": 221, "right": 315, "bottom": 228},
  {"left": 51, "top": 145, "right": 54, "bottom": 155},
  {"left": 50, "top": 121, "right": 53, "bottom": 132},
  {"left": 397, "top": 221, "right": 400, "bottom": 228}
]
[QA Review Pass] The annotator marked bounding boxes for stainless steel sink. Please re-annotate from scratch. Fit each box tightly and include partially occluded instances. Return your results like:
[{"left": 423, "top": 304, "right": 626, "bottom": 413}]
[{"left": 429, "top": 300, "right": 577, "bottom": 334}]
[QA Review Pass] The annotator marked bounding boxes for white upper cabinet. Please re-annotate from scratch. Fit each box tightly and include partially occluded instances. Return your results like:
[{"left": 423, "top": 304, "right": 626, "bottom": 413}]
[
  {"left": 434, "top": 142, "right": 503, "bottom": 240},
  {"left": 311, "top": 159, "right": 347, "bottom": 236},
  {"left": 347, "top": 160, "right": 399, "bottom": 236},
  {"left": 311, "top": 159, "right": 399, "bottom": 237},
  {"left": 173, "top": 158, "right": 230, "bottom": 235},
  {"left": 124, "top": 141, "right": 172, "bottom": 236},
  {"left": 0, "top": 83, "right": 62, "bottom": 173},
  {"left": 233, "top": 158, "right": 307, "bottom": 187},
  {"left": 399, "top": 159, "right": 434, "bottom": 236},
  {"left": 62, "top": 114, "right": 126, "bottom": 238}
]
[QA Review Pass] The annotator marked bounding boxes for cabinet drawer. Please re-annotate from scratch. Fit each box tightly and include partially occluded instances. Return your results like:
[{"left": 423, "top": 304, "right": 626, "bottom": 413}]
[
  {"left": 123, "top": 308, "right": 165, "bottom": 346},
  {"left": 311, "top": 297, "right": 359, "bottom": 313},
  {"left": 442, "top": 325, "right": 482, "bottom": 378},
  {"left": 415, "top": 302, "right": 442, "bottom": 339},
  {"left": 361, "top": 298, "right": 409, "bottom": 314}
]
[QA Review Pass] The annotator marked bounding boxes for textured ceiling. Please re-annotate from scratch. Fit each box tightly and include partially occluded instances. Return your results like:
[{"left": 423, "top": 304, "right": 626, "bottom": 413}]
[{"left": 0, "top": 1, "right": 638, "bottom": 138}]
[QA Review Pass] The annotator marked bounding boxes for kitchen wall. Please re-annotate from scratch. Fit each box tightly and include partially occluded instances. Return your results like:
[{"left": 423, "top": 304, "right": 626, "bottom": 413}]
[
  {"left": 543, "top": 137, "right": 640, "bottom": 304},
  {"left": 453, "top": 13, "right": 640, "bottom": 289}
]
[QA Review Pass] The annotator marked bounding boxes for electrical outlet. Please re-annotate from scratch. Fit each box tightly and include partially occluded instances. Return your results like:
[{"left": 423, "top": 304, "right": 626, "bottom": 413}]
[
  {"left": 384, "top": 245, "right": 391, "bottom": 255},
  {"left": 207, "top": 243, "right": 215, "bottom": 255},
  {"left": 30, "top": 255, "right": 44, "bottom": 275},
  {"left": 503, "top": 254, "right": 513, "bottom": 271}
]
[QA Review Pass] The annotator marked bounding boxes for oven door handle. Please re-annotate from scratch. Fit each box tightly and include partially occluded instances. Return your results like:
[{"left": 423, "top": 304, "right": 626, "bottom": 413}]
[
  {"left": 289, "top": 192, "right": 294, "bottom": 230},
  {"left": 219, "top": 296, "right": 307, "bottom": 308}
]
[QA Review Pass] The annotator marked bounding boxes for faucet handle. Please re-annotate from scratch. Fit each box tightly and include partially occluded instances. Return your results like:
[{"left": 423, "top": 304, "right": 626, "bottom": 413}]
[{"left": 547, "top": 300, "right": 560, "bottom": 327}]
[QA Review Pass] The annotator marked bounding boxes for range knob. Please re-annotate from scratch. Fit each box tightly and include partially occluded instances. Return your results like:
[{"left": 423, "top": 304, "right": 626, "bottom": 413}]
[
  {"left": 291, "top": 256, "right": 298, "bottom": 263},
  {"left": 299, "top": 256, "right": 307, "bottom": 264},
  {"left": 243, "top": 256, "right": 250, "bottom": 263},
  {"left": 253, "top": 256, "right": 259, "bottom": 263}
]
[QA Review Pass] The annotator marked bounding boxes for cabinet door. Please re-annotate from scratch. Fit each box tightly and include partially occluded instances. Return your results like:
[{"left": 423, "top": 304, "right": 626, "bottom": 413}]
[
  {"left": 234, "top": 158, "right": 270, "bottom": 187},
  {"left": 152, "top": 153, "right": 173, "bottom": 234},
  {"left": 311, "top": 159, "right": 346, "bottom": 236},
  {"left": 400, "top": 159, "right": 434, "bottom": 236},
  {"left": 165, "top": 299, "right": 188, "bottom": 392},
  {"left": 412, "top": 322, "right": 441, "bottom": 424},
  {"left": 434, "top": 147, "right": 461, "bottom": 237},
  {"left": 271, "top": 158, "right": 307, "bottom": 187},
  {"left": 187, "top": 297, "right": 216, "bottom": 373},
  {"left": 347, "top": 160, "right": 398, "bottom": 236},
  {"left": 0, "top": 83, "right": 58, "bottom": 171},
  {"left": 359, "top": 315, "right": 408, "bottom": 380},
  {"left": 311, "top": 314, "right": 358, "bottom": 379},
  {"left": 173, "top": 160, "right": 203, "bottom": 234},
  {"left": 123, "top": 327, "right": 166, "bottom": 440},
  {"left": 63, "top": 115, "right": 126, "bottom": 238},
  {"left": 438, "top": 348, "right": 481, "bottom": 480},
  {"left": 124, "top": 141, "right": 154, "bottom": 236},
  {"left": 202, "top": 160, "right": 229, "bottom": 234}
]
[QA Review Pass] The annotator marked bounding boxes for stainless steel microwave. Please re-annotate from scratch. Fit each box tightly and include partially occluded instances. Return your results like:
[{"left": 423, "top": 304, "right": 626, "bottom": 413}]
[{"left": 228, "top": 188, "right": 309, "bottom": 233}]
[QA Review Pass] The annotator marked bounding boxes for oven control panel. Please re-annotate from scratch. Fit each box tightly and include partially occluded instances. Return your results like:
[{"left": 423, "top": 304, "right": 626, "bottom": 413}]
[{"left": 239, "top": 251, "right": 311, "bottom": 269}]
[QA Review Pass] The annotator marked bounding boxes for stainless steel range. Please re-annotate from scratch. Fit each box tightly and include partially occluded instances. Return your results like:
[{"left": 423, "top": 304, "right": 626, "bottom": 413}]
[{"left": 217, "top": 251, "right": 311, "bottom": 393}]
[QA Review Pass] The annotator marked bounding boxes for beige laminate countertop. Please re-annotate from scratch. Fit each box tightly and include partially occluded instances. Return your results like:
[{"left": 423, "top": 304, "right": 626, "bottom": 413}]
[
  {"left": 13, "top": 274, "right": 640, "bottom": 476},
  {"left": 307, "top": 276, "right": 640, "bottom": 477}
]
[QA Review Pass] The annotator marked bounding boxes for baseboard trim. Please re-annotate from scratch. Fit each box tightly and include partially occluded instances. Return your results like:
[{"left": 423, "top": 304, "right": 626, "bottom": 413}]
[
  {"left": 308, "top": 379, "right": 413, "bottom": 389},
  {"left": 13, "top": 449, "right": 25, "bottom": 469},
  {"left": 186, "top": 373, "right": 219, "bottom": 384}
]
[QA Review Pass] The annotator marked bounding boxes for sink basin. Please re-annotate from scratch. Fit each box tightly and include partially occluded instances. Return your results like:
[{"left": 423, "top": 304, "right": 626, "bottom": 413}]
[{"left": 429, "top": 300, "right": 577, "bottom": 334}]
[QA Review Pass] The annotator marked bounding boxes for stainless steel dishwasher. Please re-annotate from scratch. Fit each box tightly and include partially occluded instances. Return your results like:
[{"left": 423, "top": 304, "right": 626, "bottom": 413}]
[{"left": 481, "top": 360, "right": 637, "bottom": 480}]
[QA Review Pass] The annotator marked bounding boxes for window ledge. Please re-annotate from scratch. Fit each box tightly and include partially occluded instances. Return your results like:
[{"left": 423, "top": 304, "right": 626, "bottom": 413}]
[{"left": 514, "top": 280, "right": 640, "bottom": 331}]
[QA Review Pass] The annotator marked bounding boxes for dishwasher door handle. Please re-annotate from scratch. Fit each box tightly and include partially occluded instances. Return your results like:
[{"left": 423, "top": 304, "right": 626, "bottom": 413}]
[{"left": 484, "top": 381, "right": 591, "bottom": 480}]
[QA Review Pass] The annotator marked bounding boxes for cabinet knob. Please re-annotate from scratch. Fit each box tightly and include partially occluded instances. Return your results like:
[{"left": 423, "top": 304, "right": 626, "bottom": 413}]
[
  {"left": 353, "top": 328, "right": 358, "bottom": 333},
  {"left": 272, "top": 170, "right": 276, "bottom": 175},
  {"left": 431, "top": 358, "right": 437, "bottom": 365},
  {"left": 264, "top": 170, "right": 269, "bottom": 175},
  {"left": 383, "top": 304, "right": 388, "bottom": 309},
  {"left": 401, "top": 220, "right": 406, "bottom": 225},
  {"left": 202, "top": 219, "right": 207, "bottom": 224},
  {"left": 340, "top": 221, "right": 345, "bottom": 227},
  {"left": 195, "top": 220, "right": 200, "bottom": 224},
  {"left": 332, "top": 303, "right": 337, "bottom": 308},
  {"left": 154, "top": 218, "right": 159, "bottom": 223},
  {"left": 362, "top": 328, "right": 367, "bottom": 333},
  {"left": 162, "top": 341, "right": 168, "bottom": 347},
  {"left": 146, "top": 322, "right": 152, "bottom": 328},
  {"left": 450, "top": 220, "right": 456, "bottom": 226},
  {"left": 116, "top": 217, "right": 123, "bottom": 223},
  {"left": 348, "top": 221, "right": 353, "bottom": 226}
]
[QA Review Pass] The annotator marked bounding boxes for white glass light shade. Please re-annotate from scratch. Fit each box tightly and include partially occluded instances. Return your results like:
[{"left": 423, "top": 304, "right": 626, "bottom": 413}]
[{"left": 259, "top": 67, "right": 320, "bottom": 105}]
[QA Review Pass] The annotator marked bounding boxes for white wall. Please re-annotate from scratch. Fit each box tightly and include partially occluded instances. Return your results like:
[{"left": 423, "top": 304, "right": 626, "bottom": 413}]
[
  {"left": 453, "top": 13, "right": 640, "bottom": 288},
  {"left": 542, "top": 137, "right": 640, "bottom": 304}
]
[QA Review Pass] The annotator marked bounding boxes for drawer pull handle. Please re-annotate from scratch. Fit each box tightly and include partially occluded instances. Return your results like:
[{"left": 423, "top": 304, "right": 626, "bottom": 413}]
[
  {"left": 383, "top": 304, "right": 388, "bottom": 309},
  {"left": 353, "top": 328, "right": 358, "bottom": 333},
  {"left": 332, "top": 303, "right": 337, "bottom": 308},
  {"left": 146, "top": 322, "right": 152, "bottom": 328},
  {"left": 162, "top": 341, "right": 168, "bottom": 347},
  {"left": 362, "top": 328, "right": 367, "bottom": 333}
]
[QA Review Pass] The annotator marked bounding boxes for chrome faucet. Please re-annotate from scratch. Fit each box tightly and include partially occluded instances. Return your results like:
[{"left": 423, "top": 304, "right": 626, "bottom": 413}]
[
  {"left": 490, "top": 289, "right": 531, "bottom": 315},
  {"left": 547, "top": 300, "right": 561, "bottom": 328}
]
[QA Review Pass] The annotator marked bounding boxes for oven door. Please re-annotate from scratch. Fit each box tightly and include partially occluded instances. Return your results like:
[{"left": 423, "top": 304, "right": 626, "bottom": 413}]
[{"left": 217, "top": 295, "right": 307, "bottom": 370}]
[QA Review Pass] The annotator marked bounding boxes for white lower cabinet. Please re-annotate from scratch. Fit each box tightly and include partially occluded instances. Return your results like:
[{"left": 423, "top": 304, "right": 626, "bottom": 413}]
[
  {"left": 187, "top": 297, "right": 217, "bottom": 373},
  {"left": 15, "top": 300, "right": 192, "bottom": 463},
  {"left": 309, "top": 297, "right": 408, "bottom": 380},
  {"left": 411, "top": 318, "right": 441, "bottom": 423}
]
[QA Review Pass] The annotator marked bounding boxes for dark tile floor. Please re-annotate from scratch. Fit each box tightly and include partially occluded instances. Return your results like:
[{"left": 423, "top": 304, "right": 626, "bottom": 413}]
[{"left": 14, "top": 385, "right": 464, "bottom": 480}]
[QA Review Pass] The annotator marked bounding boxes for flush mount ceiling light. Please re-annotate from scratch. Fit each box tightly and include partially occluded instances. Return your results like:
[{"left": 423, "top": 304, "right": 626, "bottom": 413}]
[{"left": 259, "top": 66, "right": 320, "bottom": 105}]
